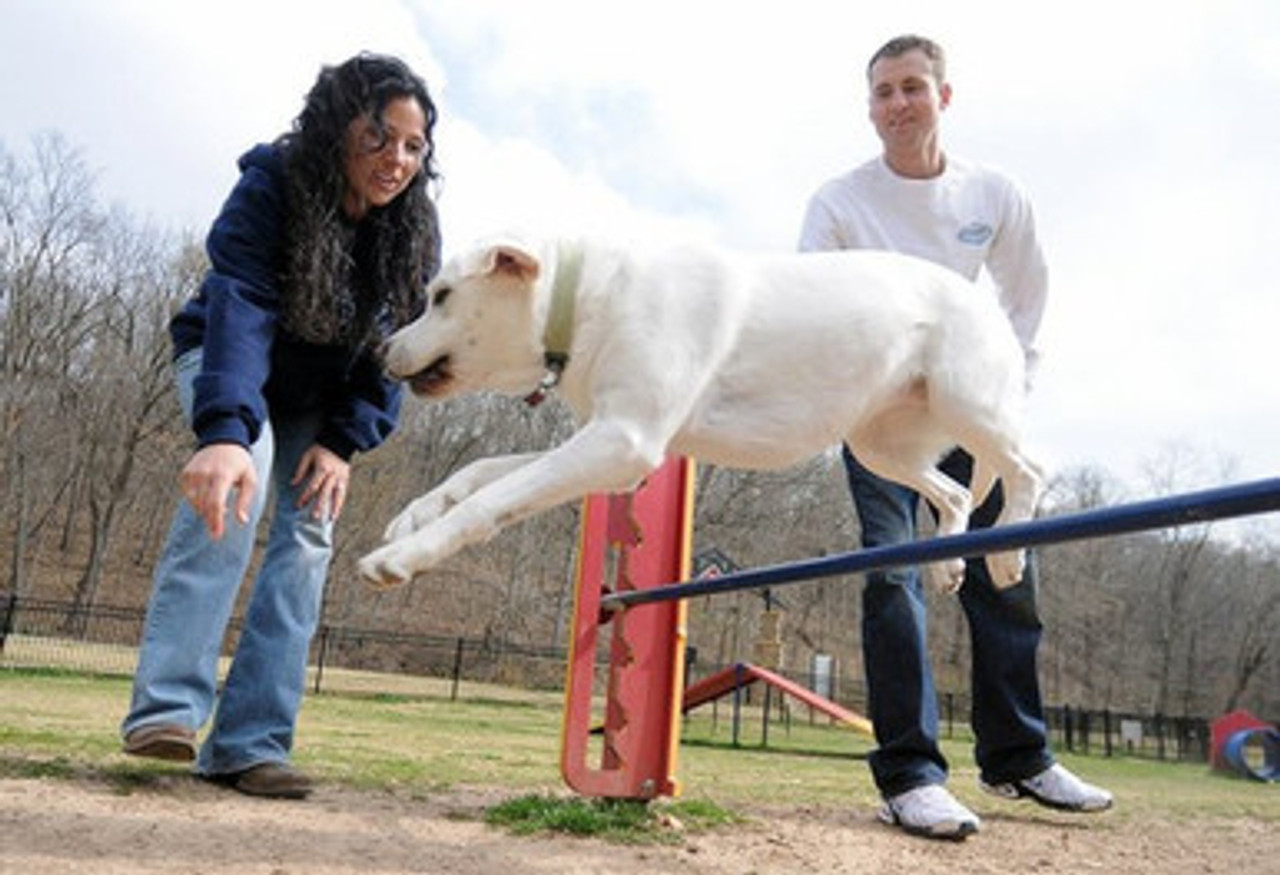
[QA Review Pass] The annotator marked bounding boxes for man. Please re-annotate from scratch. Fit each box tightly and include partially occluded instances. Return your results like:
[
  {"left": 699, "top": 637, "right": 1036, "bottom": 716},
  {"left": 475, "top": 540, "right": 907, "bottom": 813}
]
[{"left": 798, "top": 34, "right": 1112, "bottom": 840}]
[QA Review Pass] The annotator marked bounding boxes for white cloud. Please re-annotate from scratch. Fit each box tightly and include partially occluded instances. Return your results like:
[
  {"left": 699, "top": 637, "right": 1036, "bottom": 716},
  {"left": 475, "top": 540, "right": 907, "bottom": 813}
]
[{"left": 432, "top": 117, "right": 720, "bottom": 251}]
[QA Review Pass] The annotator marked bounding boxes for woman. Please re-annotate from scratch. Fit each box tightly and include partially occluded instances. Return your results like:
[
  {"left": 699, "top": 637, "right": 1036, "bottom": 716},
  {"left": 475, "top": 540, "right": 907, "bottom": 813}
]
[{"left": 121, "top": 53, "right": 442, "bottom": 799}]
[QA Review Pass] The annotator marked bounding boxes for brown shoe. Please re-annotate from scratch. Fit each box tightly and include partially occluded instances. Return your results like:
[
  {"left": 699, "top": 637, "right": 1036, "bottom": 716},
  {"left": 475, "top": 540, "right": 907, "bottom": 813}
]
[
  {"left": 226, "top": 763, "right": 314, "bottom": 799},
  {"left": 123, "top": 724, "right": 197, "bottom": 762}
]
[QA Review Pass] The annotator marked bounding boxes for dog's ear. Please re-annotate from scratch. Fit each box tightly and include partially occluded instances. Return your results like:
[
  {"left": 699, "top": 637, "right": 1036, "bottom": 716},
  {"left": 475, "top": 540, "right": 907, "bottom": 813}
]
[{"left": 485, "top": 244, "right": 541, "bottom": 284}]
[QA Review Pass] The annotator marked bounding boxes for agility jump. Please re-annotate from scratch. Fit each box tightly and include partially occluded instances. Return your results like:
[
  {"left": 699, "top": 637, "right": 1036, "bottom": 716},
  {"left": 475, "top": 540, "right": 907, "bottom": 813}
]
[
  {"left": 601, "top": 476, "right": 1280, "bottom": 612},
  {"left": 561, "top": 464, "right": 1280, "bottom": 800}
]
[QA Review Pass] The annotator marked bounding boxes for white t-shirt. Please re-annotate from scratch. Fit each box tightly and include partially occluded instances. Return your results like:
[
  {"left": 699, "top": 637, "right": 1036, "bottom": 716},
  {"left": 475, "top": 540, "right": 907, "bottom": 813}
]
[{"left": 798, "top": 154, "right": 1047, "bottom": 372}]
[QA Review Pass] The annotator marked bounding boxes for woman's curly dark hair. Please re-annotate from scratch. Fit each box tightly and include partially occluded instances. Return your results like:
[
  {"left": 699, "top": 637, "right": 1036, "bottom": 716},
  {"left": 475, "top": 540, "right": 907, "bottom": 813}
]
[{"left": 276, "top": 52, "right": 441, "bottom": 349}]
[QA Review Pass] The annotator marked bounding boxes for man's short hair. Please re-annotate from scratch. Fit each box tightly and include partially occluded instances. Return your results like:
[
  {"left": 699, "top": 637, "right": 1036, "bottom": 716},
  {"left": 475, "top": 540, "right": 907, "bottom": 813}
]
[{"left": 867, "top": 34, "right": 947, "bottom": 84}]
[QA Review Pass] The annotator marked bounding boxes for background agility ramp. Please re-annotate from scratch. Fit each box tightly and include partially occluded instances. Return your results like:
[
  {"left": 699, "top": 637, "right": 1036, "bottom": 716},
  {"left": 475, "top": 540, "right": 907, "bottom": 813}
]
[{"left": 683, "top": 661, "right": 873, "bottom": 736}]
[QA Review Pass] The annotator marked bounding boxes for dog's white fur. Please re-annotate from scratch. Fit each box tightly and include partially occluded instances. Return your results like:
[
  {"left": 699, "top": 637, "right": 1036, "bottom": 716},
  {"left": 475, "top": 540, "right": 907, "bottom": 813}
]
[{"left": 357, "top": 233, "right": 1043, "bottom": 591}]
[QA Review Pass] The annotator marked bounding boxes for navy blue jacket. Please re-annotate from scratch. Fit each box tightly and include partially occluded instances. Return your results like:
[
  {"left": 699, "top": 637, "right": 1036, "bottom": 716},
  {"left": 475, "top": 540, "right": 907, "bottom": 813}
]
[{"left": 171, "top": 144, "right": 410, "bottom": 460}]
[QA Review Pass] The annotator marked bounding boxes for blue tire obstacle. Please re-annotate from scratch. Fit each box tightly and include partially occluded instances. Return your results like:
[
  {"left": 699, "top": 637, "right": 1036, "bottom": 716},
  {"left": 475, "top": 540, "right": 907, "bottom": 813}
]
[
  {"left": 1221, "top": 727, "right": 1280, "bottom": 782},
  {"left": 601, "top": 477, "right": 1280, "bottom": 612}
]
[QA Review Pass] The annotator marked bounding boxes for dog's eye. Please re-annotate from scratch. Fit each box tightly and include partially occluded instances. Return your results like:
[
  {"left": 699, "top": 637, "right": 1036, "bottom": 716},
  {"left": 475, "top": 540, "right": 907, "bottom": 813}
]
[{"left": 430, "top": 286, "right": 452, "bottom": 311}]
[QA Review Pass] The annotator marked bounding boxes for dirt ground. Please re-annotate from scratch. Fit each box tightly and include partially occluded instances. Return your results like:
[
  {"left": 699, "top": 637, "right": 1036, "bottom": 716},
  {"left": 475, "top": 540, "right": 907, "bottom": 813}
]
[{"left": 1, "top": 775, "right": 1274, "bottom": 875}]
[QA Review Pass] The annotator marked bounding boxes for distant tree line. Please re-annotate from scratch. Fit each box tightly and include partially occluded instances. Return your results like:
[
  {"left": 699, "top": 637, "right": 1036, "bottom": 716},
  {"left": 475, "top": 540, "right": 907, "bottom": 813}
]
[{"left": 2, "top": 133, "right": 1276, "bottom": 720}]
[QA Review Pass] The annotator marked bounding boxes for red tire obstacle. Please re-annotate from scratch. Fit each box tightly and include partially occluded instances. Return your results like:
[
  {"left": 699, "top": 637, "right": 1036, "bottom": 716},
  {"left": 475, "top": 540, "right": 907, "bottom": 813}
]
[{"left": 1211, "top": 710, "right": 1280, "bottom": 782}]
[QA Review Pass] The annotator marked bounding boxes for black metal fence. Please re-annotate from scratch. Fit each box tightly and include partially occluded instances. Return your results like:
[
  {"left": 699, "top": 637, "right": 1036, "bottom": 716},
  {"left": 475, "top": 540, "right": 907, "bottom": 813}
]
[
  {"left": 1, "top": 594, "right": 1210, "bottom": 762},
  {"left": 0, "top": 594, "right": 572, "bottom": 700},
  {"left": 711, "top": 680, "right": 1210, "bottom": 763}
]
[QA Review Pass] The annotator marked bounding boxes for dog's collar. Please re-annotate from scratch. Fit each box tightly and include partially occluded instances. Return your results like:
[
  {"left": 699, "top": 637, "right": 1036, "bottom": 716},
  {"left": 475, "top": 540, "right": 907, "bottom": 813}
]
[{"left": 525, "top": 240, "right": 582, "bottom": 406}]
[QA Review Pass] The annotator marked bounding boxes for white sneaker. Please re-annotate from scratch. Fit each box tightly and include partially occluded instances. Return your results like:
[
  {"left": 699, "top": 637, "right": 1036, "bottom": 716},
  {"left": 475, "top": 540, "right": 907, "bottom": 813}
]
[
  {"left": 878, "top": 784, "right": 980, "bottom": 840},
  {"left": 981, "top": 763, "right": 1114, "bottom": 812}
]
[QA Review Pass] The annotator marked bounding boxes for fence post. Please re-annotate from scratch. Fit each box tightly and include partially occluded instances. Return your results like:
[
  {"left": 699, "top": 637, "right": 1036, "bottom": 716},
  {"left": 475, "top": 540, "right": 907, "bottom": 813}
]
[
  {"left": 450, "top": 637, "right": 465, "bottom": 701},
  {"left": 313, "top": 624, "right": 329, "bottom": 694},
  {"left": 0, "top": 594, "right": 15, "bottom": 654},
  {"left": 732, "top": 663, "right": 743, "bottom": 747},
  {"left": 761, "top": 683, "right": 771, "bottom": 748},
  {"left": 1103, "top": 709, "right": 1113, "bottom": 757}
]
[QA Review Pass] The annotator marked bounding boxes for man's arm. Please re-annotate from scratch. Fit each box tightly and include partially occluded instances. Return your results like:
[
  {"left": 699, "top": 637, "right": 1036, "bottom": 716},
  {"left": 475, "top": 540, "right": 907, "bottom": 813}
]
[{"left": 987, "top": 178, "right": 1049, "bottom": 377}]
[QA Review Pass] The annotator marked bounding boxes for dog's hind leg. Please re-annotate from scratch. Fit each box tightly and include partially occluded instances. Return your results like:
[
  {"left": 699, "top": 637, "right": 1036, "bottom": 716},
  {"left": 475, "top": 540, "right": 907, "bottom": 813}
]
[
  {"left": 961, "top": 440, "right": 1044, "bottom": 588},
  {"left": 937, "top": 389, "right": 1044, "bottom": 587},
  {"left": 847, "top": 412, "right": 973, "bottom": 593},
  {"left": 925, "top": 327, "right": 1043, "bottom": 588}
]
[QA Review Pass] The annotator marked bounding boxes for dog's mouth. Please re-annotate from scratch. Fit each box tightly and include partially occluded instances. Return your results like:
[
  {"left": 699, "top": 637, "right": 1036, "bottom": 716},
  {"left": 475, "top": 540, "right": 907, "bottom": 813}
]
[{"left": 404, "top": 355, "right": 452, "bottom": 396}]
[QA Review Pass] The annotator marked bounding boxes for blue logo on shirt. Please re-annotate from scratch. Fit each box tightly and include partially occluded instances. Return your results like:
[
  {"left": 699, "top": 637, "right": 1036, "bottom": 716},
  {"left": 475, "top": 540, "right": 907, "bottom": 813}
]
[{"left": 957, "top": 222, "right": 993, "bottom": 246}]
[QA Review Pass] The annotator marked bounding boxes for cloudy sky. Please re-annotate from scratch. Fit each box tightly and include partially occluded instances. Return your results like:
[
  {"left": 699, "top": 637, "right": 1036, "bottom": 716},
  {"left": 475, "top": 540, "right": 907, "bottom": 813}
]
[{"left": 4, "top": 0, "right": 1278, "bottom": 522}]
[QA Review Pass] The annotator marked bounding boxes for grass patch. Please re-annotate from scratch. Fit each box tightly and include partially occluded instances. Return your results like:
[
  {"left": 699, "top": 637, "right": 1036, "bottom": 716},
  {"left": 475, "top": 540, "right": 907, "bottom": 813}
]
[
  {"left": 0, "top": 751, "right": 177, "bottom": 792},
  {"left": 486, "top": 793, "right": 741, "bottom": 843},
  {"left": 2, "top": 666, "right": 1277, "bottom": 833},
  {"left": 0, "top": 754, "right": 79, "bottom": 780}
]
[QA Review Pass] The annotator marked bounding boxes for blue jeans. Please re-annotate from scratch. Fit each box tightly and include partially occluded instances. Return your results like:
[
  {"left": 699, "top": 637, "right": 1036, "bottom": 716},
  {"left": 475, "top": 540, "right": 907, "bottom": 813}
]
[
  {"left": 123, "top": 348, "right": 334, "bottom": 775},
  {"left": 843, "top": 446, "right": 1052, "bottom": 797}
]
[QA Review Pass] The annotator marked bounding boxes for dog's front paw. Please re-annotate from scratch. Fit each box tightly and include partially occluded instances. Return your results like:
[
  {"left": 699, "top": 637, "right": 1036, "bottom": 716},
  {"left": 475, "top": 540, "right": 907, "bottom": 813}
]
[
  {"left": 926, "top": 558, "right": 966, "bottom": 594},
  {"left": 986, "top": 549, "right": 1026, "bottom": 589},
  {"left": 357, "top": 547, "right": 414, "bottom": 591},
  {"left": 383, "top": 495, "right": 450, "bottom": 541}
]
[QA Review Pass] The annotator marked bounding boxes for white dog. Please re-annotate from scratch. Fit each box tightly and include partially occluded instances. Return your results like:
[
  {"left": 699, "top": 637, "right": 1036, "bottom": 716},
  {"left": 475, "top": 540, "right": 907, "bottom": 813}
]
[{"left": 357, "top": 233, "right": 1043, "bottom": 592}]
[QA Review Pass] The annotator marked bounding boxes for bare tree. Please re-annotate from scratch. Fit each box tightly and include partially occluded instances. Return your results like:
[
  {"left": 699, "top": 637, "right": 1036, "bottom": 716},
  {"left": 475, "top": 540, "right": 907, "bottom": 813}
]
[
  {"left": 1137, "top": 445, "right": 1232, "bottom": 715},
  {"left": 60, "top": 217, "right": 195, "bottom": 626},
  {"left": 1218, "top": 542, "right": 1280, "bottom": 713},
  {"left": 1036, "top": 465, "right": 1131, "bottom": 705},
  {"left": 1, "top": 133, "right": 107, "bottom": 598}
]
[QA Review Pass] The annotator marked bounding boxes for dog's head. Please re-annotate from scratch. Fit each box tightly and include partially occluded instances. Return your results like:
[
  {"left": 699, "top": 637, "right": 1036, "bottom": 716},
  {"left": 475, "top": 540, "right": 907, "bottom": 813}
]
[{"left": 382, "top": 235, "right": 552, "bottom": 400}]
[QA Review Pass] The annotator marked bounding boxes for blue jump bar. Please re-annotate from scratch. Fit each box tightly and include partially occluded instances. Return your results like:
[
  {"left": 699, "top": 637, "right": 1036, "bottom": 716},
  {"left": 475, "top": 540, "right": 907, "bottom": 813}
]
[{"left": 600, "top": 477, "right": 1280, "bottom": 611}]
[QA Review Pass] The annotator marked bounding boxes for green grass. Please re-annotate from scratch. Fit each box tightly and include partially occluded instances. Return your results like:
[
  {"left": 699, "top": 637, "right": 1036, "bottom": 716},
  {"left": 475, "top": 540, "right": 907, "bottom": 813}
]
[
  {"left": 486, "top": 794, "right": 741, "bottom": 843},
  {"left": 2, "top": 667, "right": 1276, "bottom": 842}
]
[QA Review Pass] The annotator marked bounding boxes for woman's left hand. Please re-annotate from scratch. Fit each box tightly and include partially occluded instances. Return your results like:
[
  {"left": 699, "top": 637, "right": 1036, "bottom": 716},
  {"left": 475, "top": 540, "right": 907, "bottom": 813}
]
[{"left": 293, "top": 444, "right": 351, "bottom": 523}]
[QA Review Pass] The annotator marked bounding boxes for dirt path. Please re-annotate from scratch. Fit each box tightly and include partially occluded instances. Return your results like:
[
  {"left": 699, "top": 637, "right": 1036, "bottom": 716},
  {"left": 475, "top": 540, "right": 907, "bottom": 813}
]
[{"left": 1, "top": 775, "right": 1273, "bottom": 875}]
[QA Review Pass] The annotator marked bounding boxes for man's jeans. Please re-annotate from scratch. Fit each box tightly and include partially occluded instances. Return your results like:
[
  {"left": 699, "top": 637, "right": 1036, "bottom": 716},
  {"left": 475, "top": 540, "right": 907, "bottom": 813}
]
[
  {"left": 123, "top": 348, "right": 333, "bottom": 775},
  {"left": 843, "top": 446, "right": 1052, "bottom": 796}
]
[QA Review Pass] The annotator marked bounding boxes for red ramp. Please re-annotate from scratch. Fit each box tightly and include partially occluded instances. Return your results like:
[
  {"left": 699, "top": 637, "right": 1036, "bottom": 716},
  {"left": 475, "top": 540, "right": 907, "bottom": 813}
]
[{"left": 683, "top": 662, "right": 873, "bottom": 736}]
